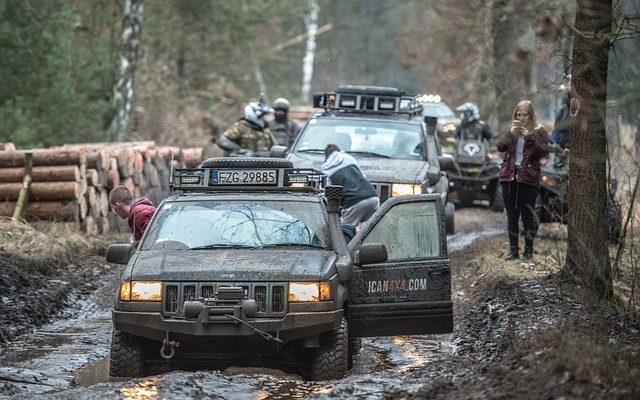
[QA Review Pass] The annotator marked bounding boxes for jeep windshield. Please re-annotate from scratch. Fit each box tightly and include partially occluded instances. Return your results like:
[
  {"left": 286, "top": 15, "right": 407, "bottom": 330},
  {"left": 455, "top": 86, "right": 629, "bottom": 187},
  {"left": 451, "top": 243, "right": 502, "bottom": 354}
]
[
  {"left": 141, "top": 200, "right": 330, "bottom": 250},
  {"left": 294, "top": 118, "right": 424, "bottom": 160}
]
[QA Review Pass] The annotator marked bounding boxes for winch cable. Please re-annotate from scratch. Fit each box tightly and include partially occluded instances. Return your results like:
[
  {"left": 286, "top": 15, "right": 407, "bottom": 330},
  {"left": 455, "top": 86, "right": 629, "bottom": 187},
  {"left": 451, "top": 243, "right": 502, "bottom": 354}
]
[{"left": 225, "top": 314, "right": 283, "bottom": 343}]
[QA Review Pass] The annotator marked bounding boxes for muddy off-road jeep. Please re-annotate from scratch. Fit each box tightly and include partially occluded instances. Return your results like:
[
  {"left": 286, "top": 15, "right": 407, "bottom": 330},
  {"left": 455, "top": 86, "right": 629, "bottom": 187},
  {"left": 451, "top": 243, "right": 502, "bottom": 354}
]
[
  {"left": 106, "top": 157, "right": 453, "bottom": 380},
  {"left": 282, "top": 85, "right": 457, "bottom": 234}
]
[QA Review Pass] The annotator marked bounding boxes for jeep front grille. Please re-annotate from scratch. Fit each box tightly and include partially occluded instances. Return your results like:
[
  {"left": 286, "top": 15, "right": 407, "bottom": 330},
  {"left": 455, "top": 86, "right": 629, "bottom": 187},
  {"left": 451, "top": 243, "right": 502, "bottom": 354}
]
[
  {"left": 372, "top": 182, "right": 391, "bottom": 203},
  {"left": 162, "top": 282, "right": 287, "bottom": 317},
  {"left": 165, "top": 285, "right": 178, "bottom": 312},
  {"left": 255, "top": 286, "right": 267, "bottom": 312},
  {"left": 272, "top": 286, "right": 284, "bottom": 312}
]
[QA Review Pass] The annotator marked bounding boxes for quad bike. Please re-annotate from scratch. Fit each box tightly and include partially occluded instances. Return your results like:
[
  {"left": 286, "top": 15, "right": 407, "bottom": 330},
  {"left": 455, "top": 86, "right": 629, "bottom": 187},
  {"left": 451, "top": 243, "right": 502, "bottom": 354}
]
[
  {"left": 443, "top": 135, "right": 503, "bottom": 212},
  {"left": 536, "top": 145, "right": 621, "bottom": 243}
]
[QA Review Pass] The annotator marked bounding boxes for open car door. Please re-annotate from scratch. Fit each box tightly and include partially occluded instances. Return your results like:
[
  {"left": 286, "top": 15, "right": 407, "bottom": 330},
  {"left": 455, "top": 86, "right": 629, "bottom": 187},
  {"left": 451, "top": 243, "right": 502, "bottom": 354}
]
[{"left": 347, "top": 194, "right": 453, "bottom": 337}]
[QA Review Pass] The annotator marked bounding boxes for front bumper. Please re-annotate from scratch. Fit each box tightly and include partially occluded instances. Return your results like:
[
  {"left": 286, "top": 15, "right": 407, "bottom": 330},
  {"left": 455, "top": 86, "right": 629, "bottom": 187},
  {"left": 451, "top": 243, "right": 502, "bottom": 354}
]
[{"left": 113, "top": 308, "right": 343, "bottom": 346}]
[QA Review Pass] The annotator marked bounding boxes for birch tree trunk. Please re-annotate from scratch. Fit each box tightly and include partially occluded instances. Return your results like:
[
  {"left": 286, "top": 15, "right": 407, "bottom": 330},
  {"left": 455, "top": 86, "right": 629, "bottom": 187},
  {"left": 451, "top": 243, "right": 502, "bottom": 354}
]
[
  {"left": 109, "top": 0, "right": 144, "bottom": 142},
  {"left": 301, "top": 0, "right": 319, "bottom": 101},
  {"left": 565, "top": 0, "right": 613, "bottom": 299}
]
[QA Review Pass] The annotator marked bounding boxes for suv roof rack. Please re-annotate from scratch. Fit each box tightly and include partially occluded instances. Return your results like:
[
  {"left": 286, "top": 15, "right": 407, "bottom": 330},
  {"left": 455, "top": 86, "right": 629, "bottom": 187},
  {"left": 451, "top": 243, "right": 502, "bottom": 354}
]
[
  {"left": 312, "top": 85, "right": 422, "bottom": 118},
  {"left": 170, "top": 167, "right": 327, "bottom": 193}
]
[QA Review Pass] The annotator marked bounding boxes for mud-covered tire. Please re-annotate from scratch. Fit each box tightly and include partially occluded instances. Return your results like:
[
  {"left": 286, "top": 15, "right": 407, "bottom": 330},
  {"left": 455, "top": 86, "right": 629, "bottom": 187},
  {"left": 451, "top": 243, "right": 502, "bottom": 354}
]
[
  {"left": 310, "top": 318, "right": 349, "bottom": 380},
  {"left": 608, "top": 201, "right": 622, "bottom": 244},
  {"left": 535, "top": 195, "right": 552, "bottom": 224},
  {"left": 110, "top": 329, "right": 144, "bottom": 378},
  {"left": 445, "top": 201, "right": 455, "bottom": 234},
  {"left": 200, "top": 157, "right": 293, "bottom": 169},
  {"left": 489, "top": 183, "right": 504, "bottom": 212}
]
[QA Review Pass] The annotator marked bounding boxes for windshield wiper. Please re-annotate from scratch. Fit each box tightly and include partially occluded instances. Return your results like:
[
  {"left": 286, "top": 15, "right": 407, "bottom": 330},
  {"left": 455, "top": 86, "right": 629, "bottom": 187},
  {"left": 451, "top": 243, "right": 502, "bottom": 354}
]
[
  {"left": 189, "top": 244, "right": 256, "bottom": 250},
  {"left": 346, "top": 151, "right": 390, "bottom": 158},
  {"left": 259, "top": 243, "right": 325, "bottom": 249},
  {"left": 296, "top": 148, "right": 324, "bottom": 153}
]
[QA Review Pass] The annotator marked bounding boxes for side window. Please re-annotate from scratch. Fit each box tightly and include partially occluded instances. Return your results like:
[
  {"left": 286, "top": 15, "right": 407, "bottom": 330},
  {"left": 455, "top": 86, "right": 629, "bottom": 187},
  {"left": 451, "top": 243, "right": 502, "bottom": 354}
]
[{"left": 363, "top": 201, "right": 441, "bottom": 260}]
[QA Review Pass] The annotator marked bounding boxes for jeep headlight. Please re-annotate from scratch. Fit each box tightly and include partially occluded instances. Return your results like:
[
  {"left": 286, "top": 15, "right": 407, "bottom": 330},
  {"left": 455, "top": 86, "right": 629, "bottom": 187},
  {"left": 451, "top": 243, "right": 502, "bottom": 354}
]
[
  {"left": 442, "top": 123, "right": 456, "bottom": 133},
  {"left": 289, "top": 282, "right": 332, "bottom": 302},
  {"left": 541, "top": 175, "right": 558, "bottom": 187},
  {"left": 120, "top": 281, "right": 162, "bottom": 302},
  {"left": 392, "top": 184, "right": 423, "bottom": 197}
]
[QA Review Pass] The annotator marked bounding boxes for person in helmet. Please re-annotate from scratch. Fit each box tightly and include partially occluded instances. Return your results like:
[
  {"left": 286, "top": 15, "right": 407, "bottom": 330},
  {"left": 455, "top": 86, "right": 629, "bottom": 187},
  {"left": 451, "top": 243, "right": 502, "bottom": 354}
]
[
  {"left": 454, "top": 102, "right": 493, "bottom": 143},
  {"left": 550, "top": 86, "right": 571, "bottom": 149},
  {"left": 216, "top": 102, "right": 278, "bottom": 156},
  {"left": 268, "top": 97, "right": 300, "bottom": 148}
]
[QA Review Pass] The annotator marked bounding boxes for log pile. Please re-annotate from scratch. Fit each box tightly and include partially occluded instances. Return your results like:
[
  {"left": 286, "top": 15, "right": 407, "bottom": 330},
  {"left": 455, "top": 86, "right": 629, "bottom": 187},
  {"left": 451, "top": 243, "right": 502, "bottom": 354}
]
[{"left": 0, "top": 141, "right": 203, "bottom": 235}]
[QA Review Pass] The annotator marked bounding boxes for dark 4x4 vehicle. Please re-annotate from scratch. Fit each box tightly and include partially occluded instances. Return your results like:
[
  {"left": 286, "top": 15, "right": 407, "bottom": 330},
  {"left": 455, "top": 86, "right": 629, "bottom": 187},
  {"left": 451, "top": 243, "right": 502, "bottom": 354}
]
[
  {"left": 106, "top": 157, "right": 453, "bottom": 380},
  {"left": 440, "top": 134, "right": 503, "bottom": 212},
  {"left": 284, "top": 85, "right": 456, "bottom": 233},
  {"left": 536, "top": 146, "right": 621, "bottom": 242}
]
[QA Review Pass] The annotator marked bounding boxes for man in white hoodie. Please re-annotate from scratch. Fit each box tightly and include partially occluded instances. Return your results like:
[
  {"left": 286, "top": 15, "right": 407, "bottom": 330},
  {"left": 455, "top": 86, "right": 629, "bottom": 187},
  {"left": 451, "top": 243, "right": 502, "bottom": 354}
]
[{"left": 321, "top": 144, "right": 379, "bottom": 226}]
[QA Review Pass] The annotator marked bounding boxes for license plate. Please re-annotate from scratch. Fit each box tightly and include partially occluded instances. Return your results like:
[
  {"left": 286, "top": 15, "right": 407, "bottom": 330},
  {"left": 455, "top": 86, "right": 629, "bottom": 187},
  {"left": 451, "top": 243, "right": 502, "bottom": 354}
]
[{"left": 210, "top": 169, "right": 277, "bottom": 185}]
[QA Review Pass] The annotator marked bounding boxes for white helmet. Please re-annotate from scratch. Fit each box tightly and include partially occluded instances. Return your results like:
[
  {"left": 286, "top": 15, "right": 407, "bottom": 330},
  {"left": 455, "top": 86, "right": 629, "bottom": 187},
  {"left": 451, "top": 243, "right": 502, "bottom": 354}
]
[
  {"left": 456, "top": 102, "right": 480, "bottom": 123},
  {"left": 244, "top": 102, "right": 274, "bottom": 127}
]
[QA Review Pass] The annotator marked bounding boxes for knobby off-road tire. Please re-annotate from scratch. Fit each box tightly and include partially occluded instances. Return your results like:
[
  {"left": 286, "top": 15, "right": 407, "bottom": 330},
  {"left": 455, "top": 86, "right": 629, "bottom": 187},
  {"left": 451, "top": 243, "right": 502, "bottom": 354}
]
[
  {"left": 310, "top": 317, "right": 349, "bottom": 381},
  {"left": 445, "top": 201, "right": 455, "bottom": 234},
  {"left": 200, "top": 157, "right": 293, "bottom": 169},
  {"left": 110, "top": 329, "right": 144, "bottom": 378},
  {"left": 489, "top": 183, "right": 505, "bottom": 212}
]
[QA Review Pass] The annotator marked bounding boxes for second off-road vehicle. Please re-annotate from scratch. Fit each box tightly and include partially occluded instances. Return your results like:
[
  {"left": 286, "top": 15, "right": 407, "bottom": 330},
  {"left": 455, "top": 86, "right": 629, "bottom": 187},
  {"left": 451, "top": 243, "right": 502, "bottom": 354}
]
[{"left": 284, "top": 85, "right": 456, "bottom": 233}]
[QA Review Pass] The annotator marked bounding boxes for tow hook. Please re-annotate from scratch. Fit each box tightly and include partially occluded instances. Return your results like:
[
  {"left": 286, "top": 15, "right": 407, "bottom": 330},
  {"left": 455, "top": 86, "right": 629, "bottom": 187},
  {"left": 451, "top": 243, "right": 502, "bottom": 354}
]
[{"left": 160, "top": 331, "right": 179, "bottom": 360}]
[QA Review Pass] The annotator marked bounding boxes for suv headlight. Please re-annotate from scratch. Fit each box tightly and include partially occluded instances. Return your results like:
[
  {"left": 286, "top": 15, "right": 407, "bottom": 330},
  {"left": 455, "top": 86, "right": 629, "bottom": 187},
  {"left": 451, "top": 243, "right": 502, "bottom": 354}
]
[
  {"left": 392, "top": 184, "right": 423, "bottom": 197},
  {"left": 120, "top": 281, "right": 162, "bottom": 301},
  {"left": 289, "top": 282, "right": 332, "bottom": 302}
]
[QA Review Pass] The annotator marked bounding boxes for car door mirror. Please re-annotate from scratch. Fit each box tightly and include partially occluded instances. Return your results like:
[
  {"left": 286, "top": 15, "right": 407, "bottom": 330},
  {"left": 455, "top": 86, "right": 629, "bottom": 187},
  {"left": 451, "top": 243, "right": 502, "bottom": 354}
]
[
  {"left": 438, "top": 154, "right": 456, "bottom": 172},
  {"left": 270, "top": 145, "right": 288, "bottom": 158},
  {"left": 106, "top": 244, "right": 134, "bottom": 264},
  {"left": 353, "top": 243, "right": 388, "bottom": 266}
]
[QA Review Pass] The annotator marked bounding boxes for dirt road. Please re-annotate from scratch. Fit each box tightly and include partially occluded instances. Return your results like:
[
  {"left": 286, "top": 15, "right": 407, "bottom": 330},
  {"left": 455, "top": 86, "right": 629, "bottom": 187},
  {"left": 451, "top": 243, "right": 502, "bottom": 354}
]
[{"left": 1, "top": 207, "right": 638, "bottom": 399}]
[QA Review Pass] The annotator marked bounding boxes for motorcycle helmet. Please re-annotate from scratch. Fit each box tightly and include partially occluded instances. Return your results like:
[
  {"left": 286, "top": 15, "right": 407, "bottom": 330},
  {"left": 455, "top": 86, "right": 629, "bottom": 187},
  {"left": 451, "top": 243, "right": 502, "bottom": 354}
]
[
  {"left": 244, "top": 102, "right": 274, "bottom": 128},
  {"left": 456, "top": 102, "right": 480, "bottom": 124}
]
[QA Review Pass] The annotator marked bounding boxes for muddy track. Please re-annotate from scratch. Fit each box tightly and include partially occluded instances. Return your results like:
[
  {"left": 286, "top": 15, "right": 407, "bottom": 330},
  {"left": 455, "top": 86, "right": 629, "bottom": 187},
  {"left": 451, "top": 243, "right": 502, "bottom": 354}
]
[{"left": 10, "top": 207, "right": 636, "bottom": 399}]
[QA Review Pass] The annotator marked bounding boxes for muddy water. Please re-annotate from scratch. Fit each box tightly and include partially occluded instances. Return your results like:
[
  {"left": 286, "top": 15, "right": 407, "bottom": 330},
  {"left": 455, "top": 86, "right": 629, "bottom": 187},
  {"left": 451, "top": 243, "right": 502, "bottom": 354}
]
[{"left": 0, "top": 208, "right": 504, "bottom": 399}]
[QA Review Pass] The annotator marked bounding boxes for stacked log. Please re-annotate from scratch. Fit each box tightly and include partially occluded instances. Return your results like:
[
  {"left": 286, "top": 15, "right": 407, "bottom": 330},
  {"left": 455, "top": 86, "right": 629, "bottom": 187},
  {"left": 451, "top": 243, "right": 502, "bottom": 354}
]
[{"left": 0, "top": 141, "right": 203, "bottom": 235}]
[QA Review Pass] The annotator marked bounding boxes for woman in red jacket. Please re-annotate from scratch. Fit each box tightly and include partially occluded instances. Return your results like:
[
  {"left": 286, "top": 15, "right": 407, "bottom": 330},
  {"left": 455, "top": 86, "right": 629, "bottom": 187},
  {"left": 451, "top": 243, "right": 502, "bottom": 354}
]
[{"left": 497, "top": 100, "right": 549, "bottom": 261}]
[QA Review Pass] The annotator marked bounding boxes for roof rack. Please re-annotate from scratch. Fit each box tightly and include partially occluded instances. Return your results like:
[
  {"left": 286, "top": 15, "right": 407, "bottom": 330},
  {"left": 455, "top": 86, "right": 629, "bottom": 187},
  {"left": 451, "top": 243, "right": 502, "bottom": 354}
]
[
  {"left": 170, "top": 167, "right": 327, "bottom": 193},
  {"left": 312, "top": 85, "right": 422, "bottom": 118}
]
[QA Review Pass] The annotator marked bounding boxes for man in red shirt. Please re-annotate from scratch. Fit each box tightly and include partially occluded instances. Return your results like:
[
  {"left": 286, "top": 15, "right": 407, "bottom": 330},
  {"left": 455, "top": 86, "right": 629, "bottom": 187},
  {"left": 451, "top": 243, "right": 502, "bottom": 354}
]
[{"left": 109, "top": 185, "right": 156, "bottom": 247}]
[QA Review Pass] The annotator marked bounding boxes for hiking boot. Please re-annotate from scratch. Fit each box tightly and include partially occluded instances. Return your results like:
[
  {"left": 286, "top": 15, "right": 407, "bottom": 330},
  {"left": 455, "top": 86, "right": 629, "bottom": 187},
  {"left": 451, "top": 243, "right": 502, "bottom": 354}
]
[
  {"left": 504, "top": 247, "right": 519, "bottom": 261},
  {"left": 522, "top": 247, "right": 533, "bottom": 262}
]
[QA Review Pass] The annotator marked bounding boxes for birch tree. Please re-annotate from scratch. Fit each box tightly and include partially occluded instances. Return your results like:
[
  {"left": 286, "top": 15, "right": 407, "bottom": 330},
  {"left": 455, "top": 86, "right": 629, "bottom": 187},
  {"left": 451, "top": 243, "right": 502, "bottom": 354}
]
[
  {"left": 301, "top": 0, "right": 319, "bottom": 101},
  {"left": 109, "top": 0, "right": 143, "bottom": 142}
]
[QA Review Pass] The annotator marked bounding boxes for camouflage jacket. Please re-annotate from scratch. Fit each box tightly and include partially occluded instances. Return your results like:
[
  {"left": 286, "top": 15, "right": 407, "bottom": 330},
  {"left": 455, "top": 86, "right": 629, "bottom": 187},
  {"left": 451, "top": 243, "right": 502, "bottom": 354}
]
[{"left": 222, "top": 119, "right": 277, "bottom": 152}]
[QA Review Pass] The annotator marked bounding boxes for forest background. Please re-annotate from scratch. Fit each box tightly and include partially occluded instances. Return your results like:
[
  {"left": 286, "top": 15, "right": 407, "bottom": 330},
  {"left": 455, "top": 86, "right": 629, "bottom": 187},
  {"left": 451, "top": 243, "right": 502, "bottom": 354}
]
[{"left": 0, "top": 0, "right": 637, "bottom": 156}]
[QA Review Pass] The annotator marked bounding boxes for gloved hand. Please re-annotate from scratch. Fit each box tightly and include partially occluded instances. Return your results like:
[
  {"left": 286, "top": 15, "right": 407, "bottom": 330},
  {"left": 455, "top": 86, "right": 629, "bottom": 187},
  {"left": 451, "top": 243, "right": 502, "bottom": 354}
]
[{"left": 232, "top": 148, "right": 255, "bottom": 157}]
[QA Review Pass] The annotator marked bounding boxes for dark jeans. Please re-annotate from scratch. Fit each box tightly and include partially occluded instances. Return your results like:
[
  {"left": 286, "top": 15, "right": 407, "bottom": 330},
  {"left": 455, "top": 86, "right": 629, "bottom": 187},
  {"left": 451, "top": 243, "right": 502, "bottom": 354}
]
[{"left": 501, "top": 181, "right": 538, "bottom": 250}]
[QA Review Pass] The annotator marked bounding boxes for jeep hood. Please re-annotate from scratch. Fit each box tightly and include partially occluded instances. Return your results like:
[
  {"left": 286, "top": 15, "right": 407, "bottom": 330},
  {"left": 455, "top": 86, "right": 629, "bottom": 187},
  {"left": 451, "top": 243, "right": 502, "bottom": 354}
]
[
  {"left": 129, "top": 249, "right": 336, "bottom": 281},
  {"left": 289, "top": 152, "right": 430, "bottom": 183}
]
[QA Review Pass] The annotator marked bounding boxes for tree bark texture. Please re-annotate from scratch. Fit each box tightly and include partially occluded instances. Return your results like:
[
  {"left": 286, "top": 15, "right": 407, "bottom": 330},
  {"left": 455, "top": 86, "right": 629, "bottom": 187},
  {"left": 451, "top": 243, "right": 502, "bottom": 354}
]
[
  {"left": 0, "top": 165, "right": 80, "bottom": 182},
  {"left": 566, "top": 0, "right": 613, "bottom": 299}
]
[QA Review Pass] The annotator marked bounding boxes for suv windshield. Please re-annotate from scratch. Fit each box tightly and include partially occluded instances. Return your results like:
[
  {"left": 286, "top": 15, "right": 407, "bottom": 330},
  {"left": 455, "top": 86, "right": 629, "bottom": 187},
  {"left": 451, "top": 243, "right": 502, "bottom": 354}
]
[
  {"left": 294, "top": 118, "right": 424, "bottom": 160},
  {"left": 141, "top": 200, "right": 330, "bottom": 250}
]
